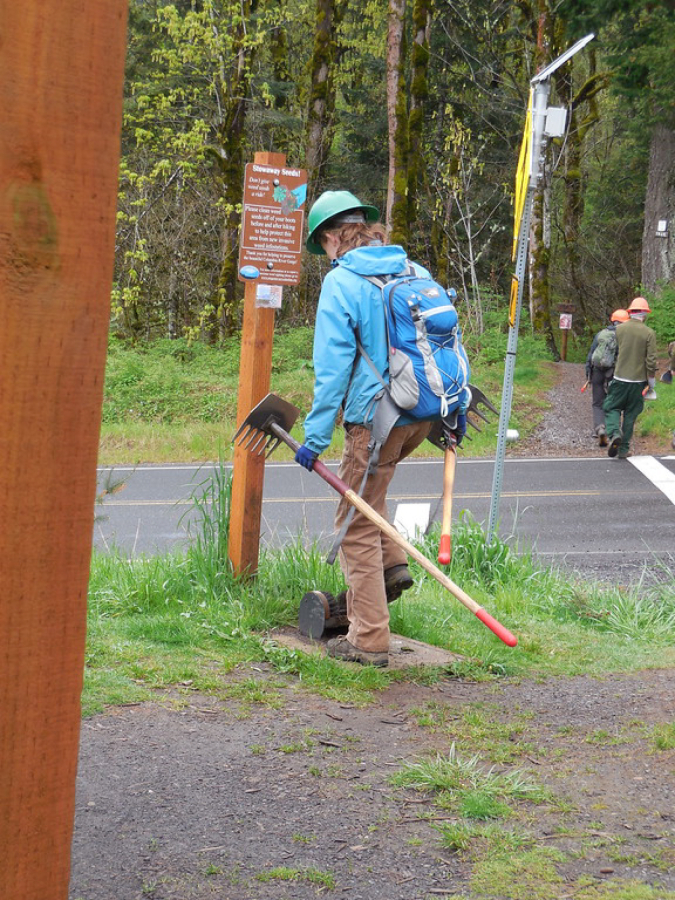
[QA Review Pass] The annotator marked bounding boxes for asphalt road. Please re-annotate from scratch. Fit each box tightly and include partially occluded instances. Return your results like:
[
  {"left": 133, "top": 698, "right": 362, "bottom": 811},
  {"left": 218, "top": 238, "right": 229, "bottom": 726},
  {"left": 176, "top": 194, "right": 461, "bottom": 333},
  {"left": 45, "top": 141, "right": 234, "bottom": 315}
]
[{"left": 95, "top": 454, "right": 675, "bottom": 584}]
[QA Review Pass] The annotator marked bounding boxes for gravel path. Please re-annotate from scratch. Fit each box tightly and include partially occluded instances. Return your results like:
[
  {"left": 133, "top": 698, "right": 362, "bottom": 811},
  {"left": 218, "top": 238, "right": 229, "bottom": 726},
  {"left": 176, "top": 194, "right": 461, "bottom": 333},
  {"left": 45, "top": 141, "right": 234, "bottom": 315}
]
[{"left": 510, "top": 361, "right": 666, "bottom": 458}]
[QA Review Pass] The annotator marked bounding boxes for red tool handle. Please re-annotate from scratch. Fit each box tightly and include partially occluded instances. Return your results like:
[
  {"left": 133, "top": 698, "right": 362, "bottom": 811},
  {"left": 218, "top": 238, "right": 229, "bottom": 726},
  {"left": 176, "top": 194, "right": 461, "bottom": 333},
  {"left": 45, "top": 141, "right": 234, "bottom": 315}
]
[
  {"left": 475, "top": 608, "right": 518, "bottom": 647},
  {"left": 438, "top": 534, "right": 452, "bottom": 566}
]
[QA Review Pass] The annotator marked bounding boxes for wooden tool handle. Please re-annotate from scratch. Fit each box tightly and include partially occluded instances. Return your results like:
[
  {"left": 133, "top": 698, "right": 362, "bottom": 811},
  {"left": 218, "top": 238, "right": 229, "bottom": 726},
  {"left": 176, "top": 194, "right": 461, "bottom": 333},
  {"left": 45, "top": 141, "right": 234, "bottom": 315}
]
[{"left": 438, "top": 446, "right": 456, "bottom": 565}]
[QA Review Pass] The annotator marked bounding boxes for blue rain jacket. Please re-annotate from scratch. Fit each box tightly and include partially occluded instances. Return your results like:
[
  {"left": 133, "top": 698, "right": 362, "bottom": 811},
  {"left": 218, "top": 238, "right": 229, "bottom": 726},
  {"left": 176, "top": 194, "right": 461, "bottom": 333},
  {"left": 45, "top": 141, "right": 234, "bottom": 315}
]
[{"left": 303, "top": 244, "right": 430, "bottom": 455}]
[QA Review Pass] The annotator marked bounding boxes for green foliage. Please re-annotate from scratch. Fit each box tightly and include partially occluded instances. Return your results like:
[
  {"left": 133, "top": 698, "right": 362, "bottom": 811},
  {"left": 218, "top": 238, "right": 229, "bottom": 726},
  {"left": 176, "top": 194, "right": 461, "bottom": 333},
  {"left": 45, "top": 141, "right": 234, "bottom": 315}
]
[{"left": 646, "top": 285, "right": 675, "bottom": 346}]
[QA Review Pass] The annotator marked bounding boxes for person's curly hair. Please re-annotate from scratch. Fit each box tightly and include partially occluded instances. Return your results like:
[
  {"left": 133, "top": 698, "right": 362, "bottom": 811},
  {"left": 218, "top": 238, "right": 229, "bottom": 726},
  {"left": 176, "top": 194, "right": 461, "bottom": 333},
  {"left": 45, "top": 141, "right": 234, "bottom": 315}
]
[{"left": 322, "top": 220, "right": 388, "bottom": 258}]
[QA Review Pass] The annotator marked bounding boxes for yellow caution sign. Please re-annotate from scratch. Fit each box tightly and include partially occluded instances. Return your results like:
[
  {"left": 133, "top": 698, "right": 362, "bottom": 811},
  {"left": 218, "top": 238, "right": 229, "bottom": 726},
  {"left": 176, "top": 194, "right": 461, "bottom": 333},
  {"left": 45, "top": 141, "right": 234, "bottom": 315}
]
[
  {"left": 509, "top": 275, "right": 519, "bottom": 328},
  {"left": 512, "top": 90, "right": 533, "bottom": 260}
]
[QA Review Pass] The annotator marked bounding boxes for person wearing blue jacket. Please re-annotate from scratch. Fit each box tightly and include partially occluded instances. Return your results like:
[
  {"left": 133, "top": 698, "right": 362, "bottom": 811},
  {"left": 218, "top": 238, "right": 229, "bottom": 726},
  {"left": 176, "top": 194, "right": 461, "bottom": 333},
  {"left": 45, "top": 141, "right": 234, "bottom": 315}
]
[{"left": 294, "top": 190, "right": 465, "bottom": 667}]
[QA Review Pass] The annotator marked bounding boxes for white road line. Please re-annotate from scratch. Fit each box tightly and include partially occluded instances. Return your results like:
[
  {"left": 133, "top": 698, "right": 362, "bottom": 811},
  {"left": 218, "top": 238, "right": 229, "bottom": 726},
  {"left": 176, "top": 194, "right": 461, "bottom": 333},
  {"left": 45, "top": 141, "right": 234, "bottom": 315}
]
[
  {"left": 393, "top": 503, "right": 430, "bottom": 540},
  {"left": 628, "top": 456, "right": 675, "bottom": 506}
]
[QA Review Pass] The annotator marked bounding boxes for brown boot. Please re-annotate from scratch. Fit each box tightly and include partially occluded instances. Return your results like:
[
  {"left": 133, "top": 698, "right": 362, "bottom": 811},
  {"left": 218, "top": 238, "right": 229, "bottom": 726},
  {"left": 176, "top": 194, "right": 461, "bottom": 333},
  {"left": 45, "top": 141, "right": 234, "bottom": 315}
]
[
  {"left": 384, "top": 564, "right": 413, "bottom": 604},
  {"left": 325, "top": 636, "right": 389, "bottom": 668}
]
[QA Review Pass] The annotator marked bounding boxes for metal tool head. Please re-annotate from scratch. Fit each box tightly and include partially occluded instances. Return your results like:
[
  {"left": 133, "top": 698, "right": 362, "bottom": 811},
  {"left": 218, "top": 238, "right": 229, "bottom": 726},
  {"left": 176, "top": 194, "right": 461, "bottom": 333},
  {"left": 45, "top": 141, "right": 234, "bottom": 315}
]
[
  {"left": 233, "top": 393, "right": 301, "bottom": 457},
  {"left": 427, "top": 383, "right": 498, "bottom": 451},
  {"left": 466, "top": 383, "right": 498, "bottom": 431}
]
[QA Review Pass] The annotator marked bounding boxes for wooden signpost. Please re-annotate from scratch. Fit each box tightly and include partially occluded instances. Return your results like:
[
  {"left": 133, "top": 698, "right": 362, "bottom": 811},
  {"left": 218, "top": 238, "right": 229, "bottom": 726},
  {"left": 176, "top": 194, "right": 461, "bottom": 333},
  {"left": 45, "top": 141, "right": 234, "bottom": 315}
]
[
  {"left": 0, "top": 3, "right": 128, "bottom": 898},
  {"left": 228, "top": 153, "right": 307, "bottom": 576}
]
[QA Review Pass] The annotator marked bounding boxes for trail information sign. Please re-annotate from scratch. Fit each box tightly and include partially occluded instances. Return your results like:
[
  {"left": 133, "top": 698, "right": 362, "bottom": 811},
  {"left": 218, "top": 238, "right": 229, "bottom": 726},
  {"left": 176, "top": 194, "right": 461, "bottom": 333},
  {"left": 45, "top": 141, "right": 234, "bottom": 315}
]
[{"left": 239, "top": 163, "right": 307, "bottom": 285}]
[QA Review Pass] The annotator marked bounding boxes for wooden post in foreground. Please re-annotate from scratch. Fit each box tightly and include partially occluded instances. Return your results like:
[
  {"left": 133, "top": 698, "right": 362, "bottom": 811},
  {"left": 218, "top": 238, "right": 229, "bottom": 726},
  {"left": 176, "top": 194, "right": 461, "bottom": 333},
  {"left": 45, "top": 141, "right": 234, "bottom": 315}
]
[
  {"left": 228, "top": 151, "right": 286, "bottom": 576},
  {"left": 0, "top": 4, "right": 128, "bottom": 898}
]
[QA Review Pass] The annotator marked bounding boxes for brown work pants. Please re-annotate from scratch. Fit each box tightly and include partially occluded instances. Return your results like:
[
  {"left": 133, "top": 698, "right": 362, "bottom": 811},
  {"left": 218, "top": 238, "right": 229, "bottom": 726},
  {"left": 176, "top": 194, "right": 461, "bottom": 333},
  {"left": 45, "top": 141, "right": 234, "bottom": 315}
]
[{"left": 336, "top": 420, "right": 431, "bottom": 652}]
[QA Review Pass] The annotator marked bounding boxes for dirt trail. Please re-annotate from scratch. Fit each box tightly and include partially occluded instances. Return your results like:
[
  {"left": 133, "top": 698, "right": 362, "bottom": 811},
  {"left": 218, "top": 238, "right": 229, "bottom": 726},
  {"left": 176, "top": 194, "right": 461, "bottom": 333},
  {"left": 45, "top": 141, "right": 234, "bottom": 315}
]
[
  {"left": 70, "top": 669, "right": 675, "bottom": 900},
  {"left": 69, "top": 362, "right": 675, "bottom": 900}
]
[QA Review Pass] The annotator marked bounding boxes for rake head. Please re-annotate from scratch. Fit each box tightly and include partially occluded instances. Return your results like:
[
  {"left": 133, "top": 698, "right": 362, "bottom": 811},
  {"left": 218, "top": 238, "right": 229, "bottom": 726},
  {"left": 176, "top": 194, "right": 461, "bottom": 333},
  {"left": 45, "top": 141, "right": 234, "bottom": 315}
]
[
  {"left": 427, "top": 383, "right": 498, "bottom": 450},
  {"left": 233, "top": 393, "right": 300, "bottom": 458},
  {"left": 466, "top": 383, "right": 498, "bottom": 430}
]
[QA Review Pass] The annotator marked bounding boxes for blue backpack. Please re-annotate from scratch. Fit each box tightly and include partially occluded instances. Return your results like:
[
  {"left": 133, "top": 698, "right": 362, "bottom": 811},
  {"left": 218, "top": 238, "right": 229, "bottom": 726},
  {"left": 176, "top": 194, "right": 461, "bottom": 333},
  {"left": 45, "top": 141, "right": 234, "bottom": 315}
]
[{"left": 359, "top": 263, "right": 471, "bottom": 423}]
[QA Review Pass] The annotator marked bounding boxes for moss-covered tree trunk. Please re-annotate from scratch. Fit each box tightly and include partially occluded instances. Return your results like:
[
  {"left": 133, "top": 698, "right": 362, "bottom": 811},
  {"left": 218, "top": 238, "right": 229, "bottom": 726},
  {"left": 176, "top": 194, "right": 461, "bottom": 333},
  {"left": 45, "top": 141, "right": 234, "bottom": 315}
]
[
  {"left": 555, "top": 52, "right": 606, "bottom": 325},
  {"left": 300, "top": 0, "right": 346, "bottom": 321},
  {"left": 386, "top": 0, "right": 409, "bottom": 243},
  {"left": 530, "top": 186, "right": 558, "bottom": 357},
  {"left": 306, "top": 0, "right": 345, "bottom": 193},
  {"left": 528, "top": 0, "right": 558, "bottom": 355},
  {"left": 406, "top": 0, "right": 430, "bottom": 251},
  {"left": 212, "top": 0, "right": 258, "bottom": 340}
]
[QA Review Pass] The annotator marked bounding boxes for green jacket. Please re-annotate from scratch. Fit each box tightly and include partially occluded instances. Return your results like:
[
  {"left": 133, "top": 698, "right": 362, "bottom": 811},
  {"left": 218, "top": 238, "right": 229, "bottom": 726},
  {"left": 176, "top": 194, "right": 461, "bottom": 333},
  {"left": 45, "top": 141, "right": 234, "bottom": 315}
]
[{"left": 613, "top": 317, "right": 657, "bottom": 382}]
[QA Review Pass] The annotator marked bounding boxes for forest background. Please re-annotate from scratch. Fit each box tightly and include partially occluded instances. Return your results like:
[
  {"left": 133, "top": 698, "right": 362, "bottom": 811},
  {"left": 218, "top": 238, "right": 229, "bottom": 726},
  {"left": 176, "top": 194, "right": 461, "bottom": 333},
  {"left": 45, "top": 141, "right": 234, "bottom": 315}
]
[{"left": 106, "top": 0, "right": 675, "bottom": 461}]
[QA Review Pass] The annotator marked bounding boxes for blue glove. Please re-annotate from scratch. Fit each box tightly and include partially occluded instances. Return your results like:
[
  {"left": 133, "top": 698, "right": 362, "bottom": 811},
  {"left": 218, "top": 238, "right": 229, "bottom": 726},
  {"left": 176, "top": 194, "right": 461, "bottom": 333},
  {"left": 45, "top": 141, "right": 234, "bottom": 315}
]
[
  {"left": 295, "top": 444, "right": 318, "bottom": 471},
  {"left": 454, "top": 413, "right": 467, "bottom": 446}
]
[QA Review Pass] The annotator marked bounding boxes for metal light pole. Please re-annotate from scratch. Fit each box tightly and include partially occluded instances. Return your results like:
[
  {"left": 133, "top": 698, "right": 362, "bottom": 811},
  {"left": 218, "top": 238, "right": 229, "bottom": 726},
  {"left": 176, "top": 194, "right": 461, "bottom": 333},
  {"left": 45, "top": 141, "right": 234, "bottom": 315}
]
[{"left": 486, "top": 34, "right": 595, "bottom": 544}]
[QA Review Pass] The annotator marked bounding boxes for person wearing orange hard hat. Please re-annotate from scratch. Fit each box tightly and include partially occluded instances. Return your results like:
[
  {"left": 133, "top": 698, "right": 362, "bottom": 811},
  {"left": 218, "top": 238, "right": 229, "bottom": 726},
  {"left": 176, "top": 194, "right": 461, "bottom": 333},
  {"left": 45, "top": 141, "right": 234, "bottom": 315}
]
[
  {"left": 603, "top": 297, "right": 658, "bottom": 459},
  {"left": 585, "top": 309, "right": 630, "bottom": 447}
]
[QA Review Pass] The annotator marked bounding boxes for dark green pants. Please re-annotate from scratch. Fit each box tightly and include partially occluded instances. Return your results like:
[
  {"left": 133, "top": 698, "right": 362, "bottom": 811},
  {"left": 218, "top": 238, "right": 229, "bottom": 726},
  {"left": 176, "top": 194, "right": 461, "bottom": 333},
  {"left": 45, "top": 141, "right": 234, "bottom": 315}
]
[{"left": 603, "top": 380, "right": 645, "bottom": 453}]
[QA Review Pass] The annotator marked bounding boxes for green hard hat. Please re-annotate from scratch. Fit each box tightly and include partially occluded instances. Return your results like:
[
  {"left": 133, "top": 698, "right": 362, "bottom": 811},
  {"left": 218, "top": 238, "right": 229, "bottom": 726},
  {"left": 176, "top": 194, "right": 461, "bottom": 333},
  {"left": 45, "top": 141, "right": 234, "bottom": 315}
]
[{"left": 306, "top": 190, "right": 380, "bottom": 255}]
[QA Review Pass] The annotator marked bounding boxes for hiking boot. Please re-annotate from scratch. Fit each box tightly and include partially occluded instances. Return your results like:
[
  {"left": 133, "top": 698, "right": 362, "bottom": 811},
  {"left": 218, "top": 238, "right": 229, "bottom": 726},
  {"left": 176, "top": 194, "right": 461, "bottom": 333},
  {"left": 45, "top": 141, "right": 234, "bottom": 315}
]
[
  {"left": 325, "top": 636, "right": 389, "bottom": 668},
  {"left": 617, "top": 449, "right": 632, "bottom": 459},
  {"left": 384, "top": 564, "right": 414, "bottom": 604},
  {"left": 607, "top": 434, "right": 621, "bottom": 458},
  {"left": 596, "top": 425, "right": 608, "bottom": 447}
]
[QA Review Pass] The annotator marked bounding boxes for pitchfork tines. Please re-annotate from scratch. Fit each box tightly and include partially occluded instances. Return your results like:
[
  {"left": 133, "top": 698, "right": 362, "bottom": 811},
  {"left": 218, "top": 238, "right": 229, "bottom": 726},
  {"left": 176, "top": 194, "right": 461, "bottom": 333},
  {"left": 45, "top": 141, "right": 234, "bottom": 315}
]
[{"left": 233, "top": 393, "right": 301, "bottom": 458}]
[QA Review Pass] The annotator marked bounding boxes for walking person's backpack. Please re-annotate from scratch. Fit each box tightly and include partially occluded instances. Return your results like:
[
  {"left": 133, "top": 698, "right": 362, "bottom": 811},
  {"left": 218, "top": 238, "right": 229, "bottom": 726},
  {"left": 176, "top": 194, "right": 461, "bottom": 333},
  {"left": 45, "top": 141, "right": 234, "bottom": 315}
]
[
  {"left": 591, "top": 327, "right": 618, "bottom": 369},
  {"left": 356, "top": 263, "right": 470, "bottom": 431}
]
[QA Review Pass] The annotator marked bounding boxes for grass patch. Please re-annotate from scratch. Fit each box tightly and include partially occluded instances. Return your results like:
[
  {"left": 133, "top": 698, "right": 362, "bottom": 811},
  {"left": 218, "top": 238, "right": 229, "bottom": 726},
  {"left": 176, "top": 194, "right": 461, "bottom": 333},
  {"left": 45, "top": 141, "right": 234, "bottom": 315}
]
[
  {"left": 470, "top": 845, "right": 567, "bottom": 899},
  {"left": 390, "top": 742, "right": 548, "bottom": 817},
  {"left": 409, "top": 702, "right": 537, "bottom": 764},
  {"left": 85, "top": 468, "right": 675, "bottom": 716},
  {"left": 648, "top": 722, "right": 675, "bottom": 751},
  {"left": 255, "top": 866, "right": 336, "bottom": 888}
]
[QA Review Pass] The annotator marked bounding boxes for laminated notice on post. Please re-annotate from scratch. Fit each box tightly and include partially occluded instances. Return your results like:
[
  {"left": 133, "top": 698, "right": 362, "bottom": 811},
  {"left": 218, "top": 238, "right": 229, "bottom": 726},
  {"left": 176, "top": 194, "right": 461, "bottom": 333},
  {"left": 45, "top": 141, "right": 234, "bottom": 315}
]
[
  {"left": 238, "top": 163, "right": 307, "bottom": 286},
  {"left": 255, "top": 284, "right": 282, "bottom": 309}
]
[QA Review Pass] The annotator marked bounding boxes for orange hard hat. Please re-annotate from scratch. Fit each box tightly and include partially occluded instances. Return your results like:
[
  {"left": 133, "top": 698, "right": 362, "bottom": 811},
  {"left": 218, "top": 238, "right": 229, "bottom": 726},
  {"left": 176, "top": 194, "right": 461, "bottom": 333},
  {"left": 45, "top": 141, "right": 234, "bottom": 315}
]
[
  {"left": 611, "top": 309, "right": 630, "bottom": 323},
  {"left": 628, "top": 296, "right": 651, "bottom": 313}
]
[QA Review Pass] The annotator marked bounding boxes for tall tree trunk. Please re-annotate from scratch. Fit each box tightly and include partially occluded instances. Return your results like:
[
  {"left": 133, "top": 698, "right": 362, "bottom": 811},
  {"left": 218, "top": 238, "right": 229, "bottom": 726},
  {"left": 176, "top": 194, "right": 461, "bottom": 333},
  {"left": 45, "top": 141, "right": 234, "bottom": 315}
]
[
  {"left": 642, "top": 123, "right": 675, "bottom": 291},
  {"left": 406, "top": 0, "right": 431, "bottom": 247},
  {"left": 556, "top": 52, "right": 607, "bottom": 324},
  {"left": 305, "top": 0, "right": 345, "bottom": 193},
  {"left": 528, "top": 0, "right": 557, "bottom": 354},
  {"left": 0, "top": 3, "right": 127, "bottom": 897},
  {"left": 213, "top": 0, "right": 258, "bottom": 340},
  {"left": 529, "top": 184, "right": 558, "bottom": 357},
  {"left": 167, "top": 168, "right": 184, "bottom": 339},
  {"left": 301, "top": 0, "right": 345, "bottom": 322},
  {"left": 386, "top": 0, "right": 409, "bottom": 241}
]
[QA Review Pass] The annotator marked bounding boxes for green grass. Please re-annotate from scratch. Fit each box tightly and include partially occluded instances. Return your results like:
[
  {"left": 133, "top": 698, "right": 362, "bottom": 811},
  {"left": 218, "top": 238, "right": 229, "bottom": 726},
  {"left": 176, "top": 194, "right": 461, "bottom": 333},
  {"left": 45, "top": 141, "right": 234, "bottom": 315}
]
[
  {"left": 255, "top": 866, "right": 336, "bottom": 888},
  {"left": 390, "top": 742, "right": 548, "bottom": 815},
  {"left": 85, "top": 468, "right": 675, "bottom": 715}
]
